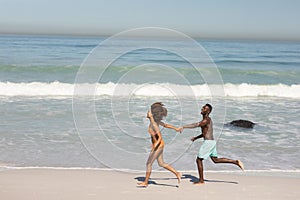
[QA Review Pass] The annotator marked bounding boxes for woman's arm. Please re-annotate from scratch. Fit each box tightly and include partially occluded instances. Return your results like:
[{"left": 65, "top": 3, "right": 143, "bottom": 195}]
[{"left": 159, "top": 121, "right": 181, "bottom": 132}]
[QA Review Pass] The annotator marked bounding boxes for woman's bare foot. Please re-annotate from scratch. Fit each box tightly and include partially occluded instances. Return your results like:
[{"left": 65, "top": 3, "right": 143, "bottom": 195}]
[
  {"left": 237, "top": 160, "right": 244, "bottom": 171},
  {"left": 137, "top": 182, "right": 148, "bottom": 187},
  {"left": 176, "top": 172, "right": 182, "bottom": 184}
]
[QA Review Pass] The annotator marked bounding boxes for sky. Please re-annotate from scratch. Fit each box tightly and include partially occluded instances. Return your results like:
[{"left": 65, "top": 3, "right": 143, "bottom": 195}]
[{"left": 0, "top": 0, "right": 300, "bottom": 41}]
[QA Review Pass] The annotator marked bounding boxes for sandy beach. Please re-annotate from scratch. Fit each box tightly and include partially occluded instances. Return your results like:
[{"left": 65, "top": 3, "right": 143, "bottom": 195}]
[{"left": 0, "top": 169, "right": 299, "bottom": 200}]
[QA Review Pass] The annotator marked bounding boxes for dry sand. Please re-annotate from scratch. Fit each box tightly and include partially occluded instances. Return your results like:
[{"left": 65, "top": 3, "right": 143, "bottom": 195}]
[{"left": 0, "top": 169, "right": 299, "bottom": 200}]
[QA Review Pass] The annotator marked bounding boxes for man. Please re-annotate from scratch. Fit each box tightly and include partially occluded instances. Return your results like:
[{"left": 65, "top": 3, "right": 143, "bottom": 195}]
[{"left": 179, "top": 103, "right": 244, "bottom": 185}]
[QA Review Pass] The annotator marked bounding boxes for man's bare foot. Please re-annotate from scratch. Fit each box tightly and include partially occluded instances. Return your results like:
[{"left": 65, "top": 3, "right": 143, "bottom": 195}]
[
  {"left": 193, "top": 181, "right": 205, "bottom": 185},
  {"left": 176, "top": 172, "right": 182, "bottom": 184},
  {"left": 237, "top": 160, "right": 244, "bottom": 171},
  {"left": 137, "top": 182, "right": 148, "bottom": 187}
]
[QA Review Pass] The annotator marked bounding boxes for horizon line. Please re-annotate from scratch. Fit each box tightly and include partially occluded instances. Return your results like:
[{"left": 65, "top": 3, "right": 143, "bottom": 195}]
[{"left": 1, "top": 32, "right": 300, "bottom": 43}]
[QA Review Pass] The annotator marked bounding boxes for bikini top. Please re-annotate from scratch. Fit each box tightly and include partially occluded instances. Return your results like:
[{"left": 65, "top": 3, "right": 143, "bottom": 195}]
[{"left": 148, "top": 125, "right": 157, "bottom": 136}]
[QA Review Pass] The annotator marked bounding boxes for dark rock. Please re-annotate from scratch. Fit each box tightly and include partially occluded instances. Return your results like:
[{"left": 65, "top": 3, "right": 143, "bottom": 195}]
[{"left": 228, "top": 119, "right": 255, "bottom": 128}]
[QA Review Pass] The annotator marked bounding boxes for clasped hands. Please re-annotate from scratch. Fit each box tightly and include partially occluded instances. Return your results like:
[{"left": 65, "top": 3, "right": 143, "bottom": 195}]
[{"left": 147, "top": 110, "right": 195, "bottom": 141}]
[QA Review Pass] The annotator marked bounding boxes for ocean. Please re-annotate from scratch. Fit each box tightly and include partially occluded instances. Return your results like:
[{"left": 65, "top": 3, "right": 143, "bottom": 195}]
[{"left": 0, "top": 34, "right": 299, "bottom": 174}]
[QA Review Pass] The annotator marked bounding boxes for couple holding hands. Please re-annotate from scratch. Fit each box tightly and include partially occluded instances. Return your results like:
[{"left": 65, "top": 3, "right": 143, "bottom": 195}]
[{"left": 138, "top": 102, "right": 244, "bottom": 187}]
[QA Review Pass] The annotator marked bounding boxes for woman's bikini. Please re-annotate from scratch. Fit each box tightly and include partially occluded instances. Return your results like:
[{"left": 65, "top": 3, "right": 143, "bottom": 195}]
[{"left": 148, "top": 124, "right": 164, "bottom": 147}]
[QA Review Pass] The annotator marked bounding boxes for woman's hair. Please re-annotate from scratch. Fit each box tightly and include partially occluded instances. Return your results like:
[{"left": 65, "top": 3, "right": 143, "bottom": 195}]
[{"left": 151, "top": 102, "right": 167, "bottom": 123}]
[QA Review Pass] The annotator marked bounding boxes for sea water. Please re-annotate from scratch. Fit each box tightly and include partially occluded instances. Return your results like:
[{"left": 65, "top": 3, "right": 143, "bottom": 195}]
[{"left": 0, "top": 35, "right": 299, "bottom": 173}]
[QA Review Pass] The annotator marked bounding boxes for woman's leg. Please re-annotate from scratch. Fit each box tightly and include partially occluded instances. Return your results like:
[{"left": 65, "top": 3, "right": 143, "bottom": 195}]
[
  {"left": 156, "top": 148, "right": 181, "bottom": 184},
  {"left": 138, "top": 148, "right": 162, "bottom": 187}
]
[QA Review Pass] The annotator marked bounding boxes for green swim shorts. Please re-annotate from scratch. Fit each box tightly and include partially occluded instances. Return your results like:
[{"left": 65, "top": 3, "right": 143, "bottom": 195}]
[{"left": 198, "top": 140, "right": 218, "bottom": 159}]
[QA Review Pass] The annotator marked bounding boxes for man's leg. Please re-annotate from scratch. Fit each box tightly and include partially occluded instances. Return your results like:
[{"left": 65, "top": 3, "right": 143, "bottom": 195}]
[
  {"left": 194, "top": 157, "right": 205, "bottom": 184},
  {"left": 210, "top": 156, "right": 244, "bottom": 170}
]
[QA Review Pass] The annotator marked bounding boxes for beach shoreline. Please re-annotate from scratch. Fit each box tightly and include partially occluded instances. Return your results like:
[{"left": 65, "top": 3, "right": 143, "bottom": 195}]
[{"left": 0, "top": 168, "right": 299, "bottom": 200}]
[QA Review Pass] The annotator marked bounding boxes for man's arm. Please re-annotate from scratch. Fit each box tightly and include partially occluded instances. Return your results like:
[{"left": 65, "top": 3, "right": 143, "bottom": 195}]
[
  {"left": 191, "top": 134, "right": 203, "bottom": 142},
  {"left": 177, "top": 122, "right": 200, "bottom": 133},
  {"left": 180, "top": 119, "right": 209, "bottom": 132},
  {"left": 182, "top": 122, "right": 201, "bottom": 129}
]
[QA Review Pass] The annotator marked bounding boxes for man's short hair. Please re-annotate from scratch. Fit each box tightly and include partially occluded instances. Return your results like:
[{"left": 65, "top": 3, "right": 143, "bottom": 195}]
[{"left": 205, "top": 103, "right": 212, "bottom": 113}]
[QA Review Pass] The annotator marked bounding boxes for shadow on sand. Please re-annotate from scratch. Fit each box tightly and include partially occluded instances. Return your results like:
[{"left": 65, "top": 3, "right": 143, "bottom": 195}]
[
  {"left": 135, "top": 174, "right": 238, "bottom": 188},
  {"left": 135, "top": 176, "right": 179, "bottom": 188},
  {"left": 182, "top": 174, "right": 238, "bottom": 184}
]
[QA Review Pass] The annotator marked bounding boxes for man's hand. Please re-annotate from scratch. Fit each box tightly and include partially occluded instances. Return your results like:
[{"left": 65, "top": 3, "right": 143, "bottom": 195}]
[{"left": 191, "top": 137, "right": 196, "bottom": 142}]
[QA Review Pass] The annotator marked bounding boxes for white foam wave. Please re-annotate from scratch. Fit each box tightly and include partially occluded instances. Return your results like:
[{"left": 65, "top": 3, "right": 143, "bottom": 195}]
[{"left": 0, "top": 82, "right": 299, "bottom": 98}]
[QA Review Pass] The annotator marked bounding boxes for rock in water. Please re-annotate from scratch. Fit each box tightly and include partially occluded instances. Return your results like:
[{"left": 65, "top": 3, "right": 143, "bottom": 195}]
[{"left": 229, "top": 119, "right": 255, "bottom": 128}]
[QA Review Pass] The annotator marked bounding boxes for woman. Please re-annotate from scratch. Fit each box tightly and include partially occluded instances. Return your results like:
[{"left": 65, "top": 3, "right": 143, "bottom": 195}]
[{"left": 138, "top": 102, "right": 181, "bottom": 187}]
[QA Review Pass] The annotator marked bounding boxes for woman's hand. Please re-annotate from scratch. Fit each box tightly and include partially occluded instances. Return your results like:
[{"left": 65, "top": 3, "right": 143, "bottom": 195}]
[
  {"left": 176, "top": 127, "right": 183, "bottom": 133},
  {"left": 147, "top": 110, "right": 153, "bottom": 118}
]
